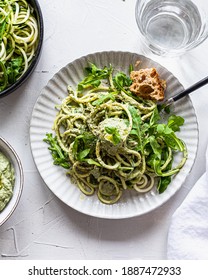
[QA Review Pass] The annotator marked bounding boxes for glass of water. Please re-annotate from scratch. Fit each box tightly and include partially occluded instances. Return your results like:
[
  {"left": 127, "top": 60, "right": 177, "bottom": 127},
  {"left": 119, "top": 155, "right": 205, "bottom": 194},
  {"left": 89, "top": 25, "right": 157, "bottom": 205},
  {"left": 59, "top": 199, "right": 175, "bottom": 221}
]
[{"left": 135, "top": 0, "right": 208, "bottom": 56}]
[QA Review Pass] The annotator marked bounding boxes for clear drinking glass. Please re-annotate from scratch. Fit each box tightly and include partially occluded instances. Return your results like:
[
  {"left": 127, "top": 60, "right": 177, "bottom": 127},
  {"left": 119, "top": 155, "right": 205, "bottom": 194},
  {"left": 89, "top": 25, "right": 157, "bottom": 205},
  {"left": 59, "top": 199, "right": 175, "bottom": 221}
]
[{"left": 135, "top": 0, "right": 208, "bottom": 56}]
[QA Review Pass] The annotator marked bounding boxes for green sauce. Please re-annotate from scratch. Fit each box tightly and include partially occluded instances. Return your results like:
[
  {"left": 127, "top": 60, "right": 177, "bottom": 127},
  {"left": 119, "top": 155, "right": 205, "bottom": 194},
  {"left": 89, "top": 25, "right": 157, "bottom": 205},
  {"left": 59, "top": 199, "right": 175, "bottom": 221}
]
[{"left": 0, "top": 152, "right": 15, "bottom": 211}]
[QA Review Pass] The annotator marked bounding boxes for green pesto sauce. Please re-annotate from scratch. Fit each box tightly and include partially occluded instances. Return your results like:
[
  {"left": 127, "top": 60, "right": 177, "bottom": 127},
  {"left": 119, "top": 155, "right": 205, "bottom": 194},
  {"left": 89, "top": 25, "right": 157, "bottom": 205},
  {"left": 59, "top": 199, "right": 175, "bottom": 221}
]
[{"left": 0, "top": 151, "right": 15, "bottom": 212}]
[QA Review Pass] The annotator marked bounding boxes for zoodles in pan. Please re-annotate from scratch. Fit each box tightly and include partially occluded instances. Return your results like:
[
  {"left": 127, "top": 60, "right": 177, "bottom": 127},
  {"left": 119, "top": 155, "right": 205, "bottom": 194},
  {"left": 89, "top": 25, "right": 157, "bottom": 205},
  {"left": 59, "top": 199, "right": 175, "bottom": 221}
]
[
  {"left": 0, "top": 0, "right": 39, "bottom": 92},
  {"left": 44, "top": 63, "right": 188, "bottom": 204}
]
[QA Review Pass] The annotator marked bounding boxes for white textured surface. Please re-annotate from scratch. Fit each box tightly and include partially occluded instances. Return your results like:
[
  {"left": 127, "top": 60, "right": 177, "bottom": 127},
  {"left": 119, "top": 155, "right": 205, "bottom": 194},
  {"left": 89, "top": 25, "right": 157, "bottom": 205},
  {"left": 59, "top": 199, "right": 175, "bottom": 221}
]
[
  {"left": 0, "top": 0, "right": 208, "bottom": 259},
  {"left": 30, "top": 51, "right": 198, "bottom": 219}
]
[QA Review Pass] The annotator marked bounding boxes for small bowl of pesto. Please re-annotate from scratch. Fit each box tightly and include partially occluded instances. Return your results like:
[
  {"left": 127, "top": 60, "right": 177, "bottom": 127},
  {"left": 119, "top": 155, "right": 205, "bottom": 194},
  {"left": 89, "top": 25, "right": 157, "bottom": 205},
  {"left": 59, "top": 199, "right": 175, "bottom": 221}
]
[
  {"left": 0, "top": 137, "right": 23, "bottom": 226},
  {"left": 0, "top": 0, "right": 44, "bottom": 98}
]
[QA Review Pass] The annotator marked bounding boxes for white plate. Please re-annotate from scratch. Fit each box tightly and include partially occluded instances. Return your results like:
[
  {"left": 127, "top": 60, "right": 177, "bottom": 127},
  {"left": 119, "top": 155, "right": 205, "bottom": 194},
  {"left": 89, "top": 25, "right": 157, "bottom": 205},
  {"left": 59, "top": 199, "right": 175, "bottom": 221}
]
[{"left": 30, "top": 51, "right": 198, "bottom": 219}]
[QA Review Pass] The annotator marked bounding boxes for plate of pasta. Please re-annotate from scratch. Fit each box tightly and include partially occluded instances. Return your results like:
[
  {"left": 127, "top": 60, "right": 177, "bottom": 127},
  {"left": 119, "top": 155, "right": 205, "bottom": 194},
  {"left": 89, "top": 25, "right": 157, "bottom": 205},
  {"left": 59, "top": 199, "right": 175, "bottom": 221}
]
[{"left": 30, "top": 51, "right": 198, "bottom": 219}]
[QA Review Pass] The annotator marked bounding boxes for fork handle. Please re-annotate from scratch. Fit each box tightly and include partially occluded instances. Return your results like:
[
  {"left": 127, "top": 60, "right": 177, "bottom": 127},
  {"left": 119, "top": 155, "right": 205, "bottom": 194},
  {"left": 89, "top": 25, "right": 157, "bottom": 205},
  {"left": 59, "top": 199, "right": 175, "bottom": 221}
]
[{"left": 173, "top": 76, "right": 208, "bottom": 102}]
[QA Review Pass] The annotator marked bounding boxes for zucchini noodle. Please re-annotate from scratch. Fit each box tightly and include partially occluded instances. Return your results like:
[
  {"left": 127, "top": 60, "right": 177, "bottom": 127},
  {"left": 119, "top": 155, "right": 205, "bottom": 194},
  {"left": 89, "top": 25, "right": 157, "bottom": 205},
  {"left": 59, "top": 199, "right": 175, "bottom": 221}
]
[
  {"left": 46, "top": 63, "right": 188, "bottom": 204},
  {"left": 0, "top": 0, "right": 39, "bottom": 92}
]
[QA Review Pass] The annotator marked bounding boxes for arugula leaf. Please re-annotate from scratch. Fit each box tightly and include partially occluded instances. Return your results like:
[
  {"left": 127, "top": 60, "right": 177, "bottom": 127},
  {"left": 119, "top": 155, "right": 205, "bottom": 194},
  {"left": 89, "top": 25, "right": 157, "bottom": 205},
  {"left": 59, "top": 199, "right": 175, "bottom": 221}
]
[
  {"left": 113, "top": 71, "right": 132, "bottom": 93},
  {"left": 128, "top": 105, "right": 144, "bottom": 151},
  {"left": 156, "top": 124, "right": 172, "bottom": 134},
  {"left": 105, "top": 126, "right": 121, "bottom": 145},
  {"left": 78, "top": 148, "right": 90, "bottom": 161},
  {"left": 43, "top": 133, "right": 70, "bottom": 169},
  {"left": 72, "top": 133, "right": 96, "bottom": 161},
  {"left": 167, "top": 115, "right": 184, "bottom": 132},
  {"left": 71, "top": 132, "right": 100, "bottom": 166},
  {"left": 156, "top": 116, "right": 185, "bottom": 151},
  {"left": 162, "top": 133, "right": 184, "bottom": 151},
  {"left": 149, "top": 135, "right": 162, "bottom": 160},
  {"left": 129, "top": 106, "right": 142, "bottom": 127},
  {"left": 157, "top": 176, "right": 172, "bottom": 194},
  {"left": 150, "top": 107, "right": 160, "bottom": 126},
  {"left": 152, "top": 157, "right": 162, "bottom": 175},
  {"left": 77, "top": 63, "right": 112, "bottom": 91}
]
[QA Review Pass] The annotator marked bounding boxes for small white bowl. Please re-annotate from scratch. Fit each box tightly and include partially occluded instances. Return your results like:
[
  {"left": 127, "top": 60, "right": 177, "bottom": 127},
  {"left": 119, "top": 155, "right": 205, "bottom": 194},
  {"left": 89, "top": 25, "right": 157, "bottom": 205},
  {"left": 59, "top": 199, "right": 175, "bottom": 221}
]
[{"left": 0, "top": 137, "right": 24, "bottom": 226}]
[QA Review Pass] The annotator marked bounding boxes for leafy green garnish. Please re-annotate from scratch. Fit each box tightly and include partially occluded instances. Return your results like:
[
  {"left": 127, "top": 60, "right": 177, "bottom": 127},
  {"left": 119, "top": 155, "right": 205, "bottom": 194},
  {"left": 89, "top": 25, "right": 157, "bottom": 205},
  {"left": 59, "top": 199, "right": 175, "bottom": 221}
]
[
  {"left": 128, "top": 101, "right": 185, "bottom": 192},
  {"left": 128, "top": 105, "right": 143, "bottom": 151},
  {"left": 6, "top": 56, "right": 23, "bottom": 84},
  {"left": 77, "top": 63, "right": 112, "bottom": 92},
  {"left": 105, "top": 126, "right": 121, "bottom": 145},
  {"left": 150, "top": 107, "right": 160, "bottom": 126},
  {"left": 167, "top": 115, "right": 184, "bottom": 132},
  {"left": 113, "top": 72, "right": 132, "bottom": 93},
  {"left": 149, "top": 135, "right": 162, "bottom": 160},
  {"left": 157, "top": 176, "right": 172, "bottom": 194},
  {"left": 156, "top": 115, "right": 185, "bottom": 151},
  {"left": 43, "top": 133, "right": 70, "bottom": 169},
  {"left": 72, "top": 133, "right": 98, "bottom": 164}
]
